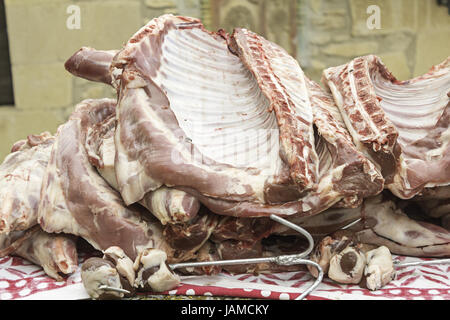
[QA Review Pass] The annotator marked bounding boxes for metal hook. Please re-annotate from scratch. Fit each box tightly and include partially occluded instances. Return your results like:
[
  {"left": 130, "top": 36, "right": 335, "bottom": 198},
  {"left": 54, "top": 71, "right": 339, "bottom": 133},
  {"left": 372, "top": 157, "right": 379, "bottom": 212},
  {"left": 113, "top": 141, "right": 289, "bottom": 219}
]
[
  {"left": 394, "top": 258, "right": 450, "bottom": 268},
  {"left": 169, "top": 214, "right": 324, "bottom": 300},
  {"left": 98, "top": 285, "right": 131, "bottom": 295},
  {"left": 95, "top": 215, "right": 323, "bottom": 299}
]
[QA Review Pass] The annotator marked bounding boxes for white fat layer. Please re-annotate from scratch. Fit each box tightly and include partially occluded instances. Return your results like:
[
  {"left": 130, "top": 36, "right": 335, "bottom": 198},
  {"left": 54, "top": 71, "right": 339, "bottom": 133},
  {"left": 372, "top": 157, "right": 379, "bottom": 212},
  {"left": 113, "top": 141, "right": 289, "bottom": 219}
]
[
  {"left": 96, "top": 134, "right": 193, "bottom": 224},
  {"left": 103, "top": 246, "right": 135, "bottom": 285},
  {"left": 166, "top": 189, "right": 188, "bottom": 213},
  {"left": 134, "top": 249, "right": 180, "bottom": 292},
  {"left": 364, "top": 246, "right": 395, "bottom": 291},
  {"left": 115, "top": 116, "right": 163, "bottom": 204},
  {"left": 147, "top": 261, "right": 180, "bottom": 292},
  {"left": 148, "top": 188, "right": 187, "bottom": 225},
  {"left": 138, "top": 249, "right": 167, "bottom": 269},
  {"left": 98, "top": 136, "right": 119, "bottom": 189},
  {"left": 0, "top": 137, "right": 53, "bottom": 233},
  {"left": 81, "top": 265, "right": 123, "bottom": 299},
  {"left": 38, "top": 137, "right": 77, "bottom": 234},
  {"left": 324, "top": 78, "right": 380, "bottom": 170}
]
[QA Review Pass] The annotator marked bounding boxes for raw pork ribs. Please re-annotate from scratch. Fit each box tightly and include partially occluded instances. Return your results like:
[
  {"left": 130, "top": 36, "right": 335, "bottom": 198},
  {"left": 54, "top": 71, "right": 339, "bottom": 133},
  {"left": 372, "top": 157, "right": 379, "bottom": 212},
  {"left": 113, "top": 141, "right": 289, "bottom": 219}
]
[
  {"left": 0, "top": 14, "right": 448, "bottom": 285},
  {"left": 323, "top": 55, "right": 450, "bottom": 199},
  {"left": 66, "top": 14, "right": 383, "bottom": 219}
]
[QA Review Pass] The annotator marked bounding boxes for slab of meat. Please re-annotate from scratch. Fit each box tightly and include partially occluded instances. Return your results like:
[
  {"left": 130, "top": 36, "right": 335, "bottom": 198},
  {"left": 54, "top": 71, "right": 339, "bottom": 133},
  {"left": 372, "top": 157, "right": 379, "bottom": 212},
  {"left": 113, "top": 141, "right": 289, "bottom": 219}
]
[
  {"left": 64, "top": 47, "right": 118, "bottom": 85},
  {"left": 0, "top": 132, "right": 54, "bottom": 234},
  {"left": 84, "top": 108, "right": 201, "bottom": 225},
  {"left": 279, "top": 204, "right": 364, "bottom": 240},
  {"left": 406, "top": 186, "right": 450, "bottom": 231},
  {"left": 63, "top": 14, "right": 384, "bottom": 219},
  {"left": 348, "top": 195, "right": 450, "bottom": 257},
  {"left": 37, "top": 99, "right": 175, "bottom": 261},
  {"left": 175, "top": 67, "right": 384, "bottom": 217},
  {"left": 162, "top": 206, "right": 219, "bottom": 262},
  {"left": 305, "top": 77, "right": 384, "bottom": 208},
  {"left": 323, "top": 55, "right": 450, "bottom": 199},
  {"left": 0, "top": 226, "right": 78, "bottom": 280},
  {"left": 228, "top": 27, "right": 319, "bottom": 191},
  {"left": 109, "top": 15, "right": 318, "bottom": 208},
  {"left": 66, "top": 45, "right": 203, "bottom": 225}
]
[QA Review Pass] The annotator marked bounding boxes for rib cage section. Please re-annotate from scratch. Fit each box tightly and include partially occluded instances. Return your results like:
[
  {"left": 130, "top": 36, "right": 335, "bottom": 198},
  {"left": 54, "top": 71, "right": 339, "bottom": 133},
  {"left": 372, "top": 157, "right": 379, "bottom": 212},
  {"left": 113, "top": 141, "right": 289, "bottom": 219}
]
[{"left": 153, "top": 27, "right": 278, "bottom": 170}]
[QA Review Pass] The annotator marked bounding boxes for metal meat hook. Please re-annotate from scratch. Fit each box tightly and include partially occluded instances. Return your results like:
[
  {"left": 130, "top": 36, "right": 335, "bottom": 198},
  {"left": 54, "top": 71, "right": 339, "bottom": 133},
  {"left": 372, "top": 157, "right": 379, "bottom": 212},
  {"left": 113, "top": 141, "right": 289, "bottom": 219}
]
[
  {"left": 169, "top": 214, "right": 324, "bottom": 300},
  {"left": 98, "top": 214, "right": 324, "bottom": 300}
]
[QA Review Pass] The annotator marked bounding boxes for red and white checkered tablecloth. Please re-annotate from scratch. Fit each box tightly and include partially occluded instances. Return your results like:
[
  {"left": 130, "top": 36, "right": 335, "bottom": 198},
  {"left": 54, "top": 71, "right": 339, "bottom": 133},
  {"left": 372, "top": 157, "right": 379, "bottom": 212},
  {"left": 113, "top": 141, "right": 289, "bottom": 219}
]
[{"left": 0, "top": 254, "right": 448, "bottom": 300}]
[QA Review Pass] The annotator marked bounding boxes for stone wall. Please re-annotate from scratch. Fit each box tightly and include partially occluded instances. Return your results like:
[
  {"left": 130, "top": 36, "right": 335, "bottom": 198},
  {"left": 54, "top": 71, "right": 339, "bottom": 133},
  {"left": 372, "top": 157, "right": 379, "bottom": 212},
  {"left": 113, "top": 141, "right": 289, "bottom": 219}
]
[
  {"left": 298, "top": 0, "right": 450, "bottom": 81},
  {"left": 0, "top": 0, "right": 449, "bottom": 160}
]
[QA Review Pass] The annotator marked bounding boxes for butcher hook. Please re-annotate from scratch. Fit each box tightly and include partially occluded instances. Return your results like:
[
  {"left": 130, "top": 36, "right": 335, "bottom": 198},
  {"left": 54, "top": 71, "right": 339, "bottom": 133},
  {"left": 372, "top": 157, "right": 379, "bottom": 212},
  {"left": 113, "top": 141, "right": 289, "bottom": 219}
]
[
  {"left": 169, "top": 214, "right": 324, "bottom": 300},
  {"left": 97, "top": 214, "right": 323, "bottom": 299},
  {"left": 394, "top": 258, "right": 450, "bottom": 268}
]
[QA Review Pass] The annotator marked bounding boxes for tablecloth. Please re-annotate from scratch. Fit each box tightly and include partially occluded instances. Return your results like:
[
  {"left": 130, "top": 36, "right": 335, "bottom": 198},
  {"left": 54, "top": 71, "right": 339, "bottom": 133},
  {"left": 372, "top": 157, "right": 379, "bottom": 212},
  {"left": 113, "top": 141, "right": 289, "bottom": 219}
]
[{"left": 1, "top": 253, "right": 448, "bottom": 300}]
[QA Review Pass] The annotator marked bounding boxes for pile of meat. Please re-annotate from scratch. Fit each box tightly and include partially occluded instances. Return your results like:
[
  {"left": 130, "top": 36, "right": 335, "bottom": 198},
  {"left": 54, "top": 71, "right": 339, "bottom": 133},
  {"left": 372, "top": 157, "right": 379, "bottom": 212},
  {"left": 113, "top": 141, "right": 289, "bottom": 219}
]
[{"left": 1, "top": 15, "right": 449, "bottom": 298}]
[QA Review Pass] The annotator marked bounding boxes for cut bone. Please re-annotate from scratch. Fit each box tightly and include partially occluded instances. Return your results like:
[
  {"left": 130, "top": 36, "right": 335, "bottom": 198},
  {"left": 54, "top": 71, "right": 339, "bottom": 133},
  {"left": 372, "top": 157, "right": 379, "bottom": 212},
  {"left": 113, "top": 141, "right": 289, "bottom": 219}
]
[
  {"left": 364, "top": 246, "right": 395, "bottom": 291},
  {"left": 0, "top": 226, "right": 78, "bottom": 280},
  {"left": 81, "top": 257, "right": 125, "bottom": 300},
  {"left": 328, "top": 245, "right": 366, "bottom": 284},
  {"left": 133, "top": 248, "right": 180, "bottom": 292}
]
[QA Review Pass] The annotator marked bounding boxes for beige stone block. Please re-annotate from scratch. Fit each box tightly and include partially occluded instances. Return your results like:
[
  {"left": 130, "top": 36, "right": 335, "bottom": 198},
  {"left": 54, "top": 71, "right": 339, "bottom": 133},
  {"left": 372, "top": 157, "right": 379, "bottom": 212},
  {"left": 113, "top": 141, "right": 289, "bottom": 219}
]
[
  {"left": 400, "top": 0, "right": 418, "bottom": 31},
  {"left": 333, "top": 34, "right": 351, "bottom": 42},
  {"left": 73, "top": 77, "right": 116, "bottom": 102},
  {"left": 382, "top": 32, "right": 414, "bottom": 54},
  {"left": 310, "top": 59, "right": 327, "bottom": 71},
  {"left": 322, "top": 41, "right": 378, "bottom": 58},
  {"left": 0, "top": 107, "right": 65, "bottom": 161},
  {"left": 303, "top": 67, "right": 322, "bottom": 84},
  {"left": 308, "top": 0, "right": 322, "bottom": 14},
  {"left": 145, "top": 0, "right": 176, "bottom": 9},
  {"left": 414, "top": 31, "right": 450, "bottom": 77},
  {"left": 414, "top": 0, "right": 449, "bottom": 30},
  {"left": 5, "top": 0, "right": 141, "bottom": 65},
  {"left": 310, "top": 13, "right": 348, "bottom": 30},
  {"left": 174, "top": 0, "right": 201, "bottom": 18},
  {"left": 12, "top": 63, "right": 72, "bottom": 109},
  {"left": 5, "top": 0, "right": 70, "bottom": 65},
  {"left": 378, "top": 52, "right": 411, "bottom": 81},
  {"left": 417, "top": 0, "right": 431, "bottom": 29},
  {"left": 429, "top": 2, "right": 450, "bottom": 29},
  {"left": 163, "top": 8, "right": 179, "bottom": 15},
  {"left": 309, "top": 33, "right": 331, "bottom": 45}
]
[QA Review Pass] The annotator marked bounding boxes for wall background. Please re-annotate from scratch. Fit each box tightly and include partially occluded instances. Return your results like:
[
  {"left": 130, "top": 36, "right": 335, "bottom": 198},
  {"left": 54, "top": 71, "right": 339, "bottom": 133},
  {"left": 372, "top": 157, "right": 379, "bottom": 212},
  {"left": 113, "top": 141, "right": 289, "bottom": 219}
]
[{"left": 0, "top": 0, "right": 449, "bottom": 160}]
